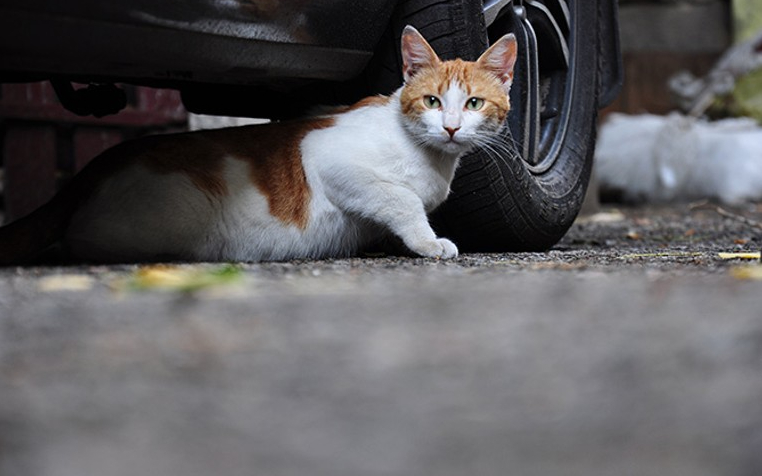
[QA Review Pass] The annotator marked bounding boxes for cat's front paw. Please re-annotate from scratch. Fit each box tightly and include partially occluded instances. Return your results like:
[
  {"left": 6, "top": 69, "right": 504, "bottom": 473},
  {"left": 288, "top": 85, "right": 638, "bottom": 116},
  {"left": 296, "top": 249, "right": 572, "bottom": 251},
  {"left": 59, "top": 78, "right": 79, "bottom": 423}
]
[{"left": 412, "top": 238, "right": 459, "bottom": 259}]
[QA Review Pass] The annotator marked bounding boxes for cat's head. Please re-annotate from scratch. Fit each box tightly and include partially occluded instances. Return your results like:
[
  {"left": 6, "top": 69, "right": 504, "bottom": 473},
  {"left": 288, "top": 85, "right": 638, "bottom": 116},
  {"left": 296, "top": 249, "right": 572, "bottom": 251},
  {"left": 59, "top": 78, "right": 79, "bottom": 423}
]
[{"left": 399, "top": 26, "right": 517, "bottom": 155}]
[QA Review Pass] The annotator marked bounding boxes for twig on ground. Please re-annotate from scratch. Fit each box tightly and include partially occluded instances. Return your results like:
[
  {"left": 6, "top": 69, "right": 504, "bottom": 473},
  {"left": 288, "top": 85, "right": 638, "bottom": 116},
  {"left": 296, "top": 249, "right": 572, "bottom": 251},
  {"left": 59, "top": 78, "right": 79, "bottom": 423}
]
[
  {"left": 688, "top": 200, "right": 762, "bottom": 231},
  {"left": 714, "top": 206, "right": 762, "bottom": 231}
]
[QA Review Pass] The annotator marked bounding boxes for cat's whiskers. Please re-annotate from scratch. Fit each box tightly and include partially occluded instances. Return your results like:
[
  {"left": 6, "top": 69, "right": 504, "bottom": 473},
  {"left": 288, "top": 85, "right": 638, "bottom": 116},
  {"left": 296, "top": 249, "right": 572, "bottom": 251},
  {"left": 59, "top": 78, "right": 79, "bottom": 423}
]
[
  {"left": 483, "top": 125, "right": 523, "bottom": 152},
  {"left": 471, "top": 134, "right": 521, "bottom": 169}
]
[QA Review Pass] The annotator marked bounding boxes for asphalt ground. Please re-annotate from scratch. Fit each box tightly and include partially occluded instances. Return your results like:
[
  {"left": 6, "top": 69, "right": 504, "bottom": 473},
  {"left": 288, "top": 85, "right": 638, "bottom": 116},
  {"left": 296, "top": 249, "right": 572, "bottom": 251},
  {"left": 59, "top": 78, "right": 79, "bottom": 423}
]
[{"left": 1, "top": 203, "right": 762, "bottom": 476}]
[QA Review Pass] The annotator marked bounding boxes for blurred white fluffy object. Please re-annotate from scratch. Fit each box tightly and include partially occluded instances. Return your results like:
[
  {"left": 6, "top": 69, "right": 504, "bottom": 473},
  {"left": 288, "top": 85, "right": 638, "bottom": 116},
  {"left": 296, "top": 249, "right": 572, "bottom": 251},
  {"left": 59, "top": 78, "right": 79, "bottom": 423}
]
[
  {"left": 596, "top": 113, "right": 762, "bottom": 204},
  {"left": 188, "top": 114, "right": 266, "bottom": 131}
]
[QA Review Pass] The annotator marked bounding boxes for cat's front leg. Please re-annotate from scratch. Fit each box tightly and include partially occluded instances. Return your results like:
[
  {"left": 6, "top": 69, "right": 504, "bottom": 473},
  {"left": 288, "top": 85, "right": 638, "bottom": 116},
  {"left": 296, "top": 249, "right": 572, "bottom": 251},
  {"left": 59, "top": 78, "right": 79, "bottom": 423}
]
[
  {"left": 389, "top": 211, "right": 458, "bottom": 259},
  {"left": 381, "top": 204, "right": 459, "bottom": 259},
  {"left": 335, "top": 180, "right": 459, "bottom": 259},
  {"left": 410, "top": 235, "right": 459, "bottom": 259}
]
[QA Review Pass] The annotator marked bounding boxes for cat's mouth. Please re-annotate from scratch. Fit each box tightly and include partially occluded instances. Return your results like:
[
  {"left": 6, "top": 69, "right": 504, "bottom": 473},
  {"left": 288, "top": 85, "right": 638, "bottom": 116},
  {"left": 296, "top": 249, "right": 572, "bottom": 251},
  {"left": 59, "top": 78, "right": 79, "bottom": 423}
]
[
  {"left": 436, "top": 131, "right": 462, "bottom": 145},
  {"left": 439, "top": 137, "right": 471, "bottom": 154},
  {"left": 422, "top": 130, "right": 472, "bottom": 154}
]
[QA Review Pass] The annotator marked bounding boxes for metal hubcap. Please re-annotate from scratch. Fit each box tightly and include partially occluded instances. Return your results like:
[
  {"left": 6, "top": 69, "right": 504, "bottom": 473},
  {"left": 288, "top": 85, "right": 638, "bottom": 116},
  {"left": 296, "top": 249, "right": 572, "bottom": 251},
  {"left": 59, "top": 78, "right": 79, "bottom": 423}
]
[{"left": 483, "top": 0, "right": 572, "bottom": 170}]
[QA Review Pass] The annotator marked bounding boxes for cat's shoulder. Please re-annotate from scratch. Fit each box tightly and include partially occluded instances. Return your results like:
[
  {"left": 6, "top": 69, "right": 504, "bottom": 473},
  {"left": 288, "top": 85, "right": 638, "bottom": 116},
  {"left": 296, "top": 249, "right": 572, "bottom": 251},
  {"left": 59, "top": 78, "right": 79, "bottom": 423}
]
[
  {"left": 338, "top": 95, "right": 394, "bottom": 113},
  {"left": 308, "top": 94, "right": 395, "bottom": 118}
]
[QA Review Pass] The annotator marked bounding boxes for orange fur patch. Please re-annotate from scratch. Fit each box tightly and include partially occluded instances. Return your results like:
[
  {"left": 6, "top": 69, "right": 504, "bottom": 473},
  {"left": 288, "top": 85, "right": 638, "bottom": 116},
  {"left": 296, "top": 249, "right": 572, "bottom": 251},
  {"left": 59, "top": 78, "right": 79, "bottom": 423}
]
[
  {"left": 345, "top": 95, "right": 392, "bottom": 111},
  {"left": 137, "top": 117, "right": 334, "bottom": 230},
  {"left": 139, "top": 135, "right": 229, "bottom": 198},
  {"left": 227, "top": 118, "right": 335, "bottom": 229},
  {"left": 330, "top": 95, "right": 392, "bottom": 114},
  {"left": 400, "top": 59, "right": 510, "bottom": 124}
]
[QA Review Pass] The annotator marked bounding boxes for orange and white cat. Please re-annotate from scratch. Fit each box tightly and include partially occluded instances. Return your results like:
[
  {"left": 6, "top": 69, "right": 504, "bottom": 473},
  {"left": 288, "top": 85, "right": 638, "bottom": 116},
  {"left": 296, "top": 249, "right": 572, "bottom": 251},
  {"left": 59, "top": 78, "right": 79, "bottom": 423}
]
[{"left": 0, "top": 26, "right": 517, "bottom": 264}]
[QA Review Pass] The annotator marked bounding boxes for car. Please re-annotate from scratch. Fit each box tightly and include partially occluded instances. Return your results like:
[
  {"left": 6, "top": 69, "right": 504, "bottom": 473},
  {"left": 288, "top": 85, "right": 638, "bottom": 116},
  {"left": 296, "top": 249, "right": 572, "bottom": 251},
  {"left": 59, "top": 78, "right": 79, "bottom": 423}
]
[{"left": 0, "top": 0, "right": 622, "bottom": 252}]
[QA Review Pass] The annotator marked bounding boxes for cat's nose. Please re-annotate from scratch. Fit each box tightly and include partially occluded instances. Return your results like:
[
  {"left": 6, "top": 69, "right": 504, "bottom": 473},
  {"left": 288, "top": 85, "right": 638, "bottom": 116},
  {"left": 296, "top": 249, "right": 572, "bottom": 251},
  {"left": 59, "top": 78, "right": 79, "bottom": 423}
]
[{"left": 444, "top": 126, "right": 460, "bottom": 139}]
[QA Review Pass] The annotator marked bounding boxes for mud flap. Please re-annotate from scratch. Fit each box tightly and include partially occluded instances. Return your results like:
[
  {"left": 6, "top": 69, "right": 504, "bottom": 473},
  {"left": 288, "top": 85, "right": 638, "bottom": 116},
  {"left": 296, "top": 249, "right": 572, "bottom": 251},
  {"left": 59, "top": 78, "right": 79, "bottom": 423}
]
[{"left": 597, "top": 0, "right": 623, "bottom": 108}]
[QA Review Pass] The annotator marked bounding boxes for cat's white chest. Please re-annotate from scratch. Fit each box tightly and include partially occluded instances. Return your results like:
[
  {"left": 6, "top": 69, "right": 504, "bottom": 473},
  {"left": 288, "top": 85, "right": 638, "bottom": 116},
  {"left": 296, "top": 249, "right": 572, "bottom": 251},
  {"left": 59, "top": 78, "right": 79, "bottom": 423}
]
[{"left": 304, "top": 103, "right": 459, "bottom": 211}]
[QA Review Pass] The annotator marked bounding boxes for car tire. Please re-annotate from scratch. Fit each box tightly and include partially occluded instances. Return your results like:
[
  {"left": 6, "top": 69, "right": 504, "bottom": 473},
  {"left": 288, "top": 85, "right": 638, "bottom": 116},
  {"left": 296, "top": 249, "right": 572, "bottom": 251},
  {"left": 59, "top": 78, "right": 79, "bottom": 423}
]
[{"left": 368, "top": 0, "right": 599, "bottom": 252}]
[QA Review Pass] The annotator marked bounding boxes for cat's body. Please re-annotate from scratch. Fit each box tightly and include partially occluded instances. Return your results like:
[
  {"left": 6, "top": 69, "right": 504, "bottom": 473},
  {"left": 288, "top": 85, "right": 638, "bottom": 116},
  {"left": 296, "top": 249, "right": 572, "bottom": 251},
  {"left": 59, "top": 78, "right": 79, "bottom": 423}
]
[
  {"left": 66, "top": 97, "right": 457, "bottom": 262},
  {"left": 0, "top": 27, "right": 517, "bottom": 264}
]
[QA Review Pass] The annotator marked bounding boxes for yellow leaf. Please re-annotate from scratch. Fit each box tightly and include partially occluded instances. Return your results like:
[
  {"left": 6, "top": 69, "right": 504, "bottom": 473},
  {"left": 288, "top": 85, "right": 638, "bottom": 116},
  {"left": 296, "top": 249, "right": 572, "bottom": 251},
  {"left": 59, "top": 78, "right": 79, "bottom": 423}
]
[
  {"left": 38, "top": 274, "right": 95, "bottom": 292},
  {"left": 718, "top": 252, "right": 761, "bottom": 260},
  {"left": 576, "top": 210, "right": 626, "bottom": 224},
  {"left": 619, "top": 252, "right": 703, "bottom": 259},
  {"left": 118, "top": 264, "right": 243, "bottom": 293},
  {"left": 730, "top": 265, "right": 762, "bottom": 280}
]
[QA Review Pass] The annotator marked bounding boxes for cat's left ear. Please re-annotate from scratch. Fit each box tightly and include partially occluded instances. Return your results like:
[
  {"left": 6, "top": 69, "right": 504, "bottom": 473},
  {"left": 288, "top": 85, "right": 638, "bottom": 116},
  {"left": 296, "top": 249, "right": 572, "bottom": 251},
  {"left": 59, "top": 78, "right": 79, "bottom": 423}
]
[
  {"left": 477, "top": 34, "right": 518, "bottom": 92},
  {"left": 401, "top": 25, "right": 441, "bottom": 83}
]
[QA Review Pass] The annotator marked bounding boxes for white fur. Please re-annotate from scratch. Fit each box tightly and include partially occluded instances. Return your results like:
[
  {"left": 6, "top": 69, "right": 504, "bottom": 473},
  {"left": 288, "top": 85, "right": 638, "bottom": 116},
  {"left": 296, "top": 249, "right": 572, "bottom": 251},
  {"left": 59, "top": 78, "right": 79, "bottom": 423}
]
[
  {"left": 64, "top": 89, "right": 489, "bottom": 262},
  {"left": 405, "top": 81, "right": 498, "bottom": 155},
  {"left": 305, "top": 89, "right": 468, "bottom": 260},
  {"left": 596, "top": 112, "right": 762, "bottom": 204}
]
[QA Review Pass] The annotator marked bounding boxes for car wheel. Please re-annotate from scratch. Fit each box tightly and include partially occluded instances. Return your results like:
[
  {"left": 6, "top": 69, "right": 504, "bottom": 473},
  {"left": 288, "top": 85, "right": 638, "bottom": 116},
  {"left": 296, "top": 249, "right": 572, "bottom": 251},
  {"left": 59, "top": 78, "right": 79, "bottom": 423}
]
[{"left": 370, "top": 0, "right": 599, "bottom": 251}]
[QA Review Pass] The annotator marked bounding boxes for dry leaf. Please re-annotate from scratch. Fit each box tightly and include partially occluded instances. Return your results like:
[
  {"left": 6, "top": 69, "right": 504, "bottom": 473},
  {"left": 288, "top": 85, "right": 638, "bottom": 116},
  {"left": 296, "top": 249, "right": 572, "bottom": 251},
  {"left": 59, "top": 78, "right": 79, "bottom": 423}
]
[
  {"left": 718, "top": 252, "right": 761, "bottom": 260},
  {"left": 633, "top": 217, "right": 652, "bottom": 226},
  {"left": 730, "top": 265, "right": 762, "bottom": 280},
  {"left": 116, "top": 264, "right": 243, "bottom": 293},
  {"left": 619, "top": 252, "right": 703, "bottom": 260},
  {"left": 576, "top": 210, "right": 626, "bottom": 224},
  {"left": 38, "top": 274, "right": 95, "bottom": 292},
  {"left": 529, "top": 262, "right": 586, "bottom": 271}
]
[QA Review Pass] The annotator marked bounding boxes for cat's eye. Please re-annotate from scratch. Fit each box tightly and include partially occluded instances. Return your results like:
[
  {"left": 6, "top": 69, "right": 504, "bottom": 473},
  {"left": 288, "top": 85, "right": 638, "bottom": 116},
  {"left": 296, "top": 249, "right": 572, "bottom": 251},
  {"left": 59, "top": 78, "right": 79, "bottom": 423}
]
[
  {"left": 424, "top": 95, "right": 441, "bottom": 109},
  {"left": 466, "top": 97, "right": 485, "bottom": 111}
]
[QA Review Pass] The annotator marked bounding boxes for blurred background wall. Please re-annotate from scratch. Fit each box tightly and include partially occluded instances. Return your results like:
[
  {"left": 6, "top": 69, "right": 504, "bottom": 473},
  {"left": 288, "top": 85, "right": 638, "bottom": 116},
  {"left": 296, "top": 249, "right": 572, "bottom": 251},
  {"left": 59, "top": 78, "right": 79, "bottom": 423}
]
[{"left": 606, "top": 0, "right": 733, "bottom": 116}]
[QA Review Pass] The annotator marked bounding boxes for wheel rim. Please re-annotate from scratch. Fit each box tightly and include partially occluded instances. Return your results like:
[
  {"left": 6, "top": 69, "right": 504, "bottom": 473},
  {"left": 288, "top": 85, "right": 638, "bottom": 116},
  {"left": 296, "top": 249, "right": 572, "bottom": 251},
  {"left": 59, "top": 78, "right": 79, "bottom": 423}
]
[{"left": 483, "top": 0, "right": 574, "bottom": 173}]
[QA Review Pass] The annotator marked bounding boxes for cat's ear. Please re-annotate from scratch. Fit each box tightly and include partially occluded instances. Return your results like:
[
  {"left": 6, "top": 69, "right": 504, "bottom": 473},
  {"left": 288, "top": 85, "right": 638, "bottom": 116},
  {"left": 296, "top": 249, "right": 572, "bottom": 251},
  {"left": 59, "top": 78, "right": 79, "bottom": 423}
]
[
  {"left": 477, "top": 34, "right": 518, "bottom": 92},
  {"left": 401, "top": 25, "right": 441, "bottom": 83}
]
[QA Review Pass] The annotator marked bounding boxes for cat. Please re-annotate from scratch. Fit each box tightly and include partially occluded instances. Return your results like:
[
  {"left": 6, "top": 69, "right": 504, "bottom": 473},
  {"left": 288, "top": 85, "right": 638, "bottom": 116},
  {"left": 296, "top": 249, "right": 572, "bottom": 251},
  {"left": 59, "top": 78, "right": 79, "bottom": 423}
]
[{"left": 0, "top": 26, "right": 517, "bottom": 264}]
